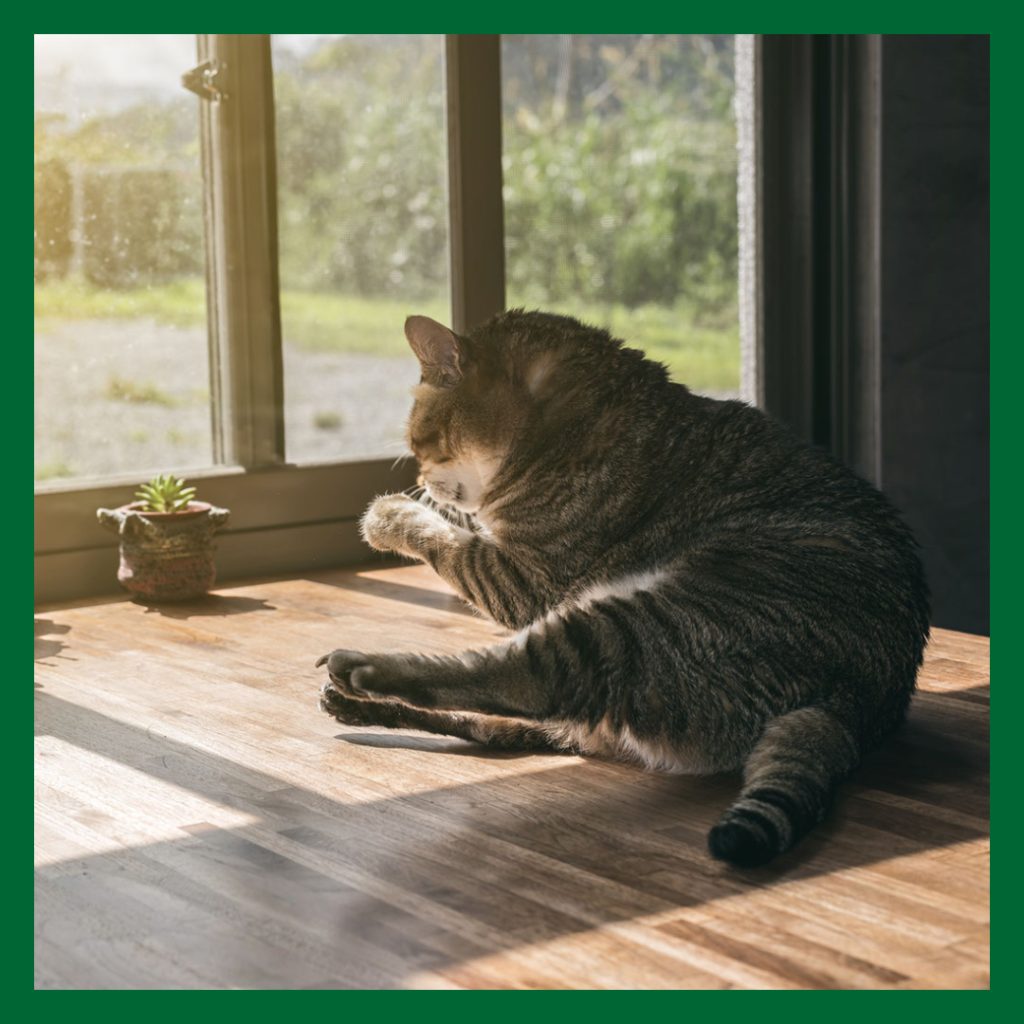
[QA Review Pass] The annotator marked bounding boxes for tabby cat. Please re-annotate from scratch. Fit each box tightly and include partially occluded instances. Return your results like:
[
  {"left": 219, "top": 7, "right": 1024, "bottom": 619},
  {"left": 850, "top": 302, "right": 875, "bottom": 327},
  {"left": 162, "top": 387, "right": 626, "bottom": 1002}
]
[{"left": 317, "top": 311, "right": 930, "bottom": 867}]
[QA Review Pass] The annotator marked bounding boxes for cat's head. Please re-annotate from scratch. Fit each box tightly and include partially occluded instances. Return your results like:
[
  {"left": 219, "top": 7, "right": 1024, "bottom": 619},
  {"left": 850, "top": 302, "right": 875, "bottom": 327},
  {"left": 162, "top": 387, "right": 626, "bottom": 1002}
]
[
  {"left": 403, "top": 315, "right": 518, "bottom": 514},
  {"left": 402, "top": 310, "right": 668, "bottom": 514}
]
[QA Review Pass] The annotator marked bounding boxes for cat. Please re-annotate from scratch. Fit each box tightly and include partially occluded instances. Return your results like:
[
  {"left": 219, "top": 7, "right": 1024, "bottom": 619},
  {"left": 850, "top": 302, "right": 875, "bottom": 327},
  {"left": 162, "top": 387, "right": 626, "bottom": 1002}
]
[{"left": 317, "top": 310, "right": 930, "bottom": 867}]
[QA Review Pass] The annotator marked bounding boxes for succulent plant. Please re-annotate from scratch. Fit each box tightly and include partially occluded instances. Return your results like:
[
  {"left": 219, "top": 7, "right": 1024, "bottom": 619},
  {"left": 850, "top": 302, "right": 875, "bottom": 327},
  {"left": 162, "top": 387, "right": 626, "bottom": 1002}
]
[{"left": 134, "top": 473, "right": 198, "bottom": 514}]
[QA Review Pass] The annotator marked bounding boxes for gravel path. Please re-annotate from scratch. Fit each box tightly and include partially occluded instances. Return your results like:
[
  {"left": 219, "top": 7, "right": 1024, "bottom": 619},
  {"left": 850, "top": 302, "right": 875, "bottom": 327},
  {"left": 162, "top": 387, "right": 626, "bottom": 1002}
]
[{"left": 35, "top": 319, "right": 418, "bottom": 480}]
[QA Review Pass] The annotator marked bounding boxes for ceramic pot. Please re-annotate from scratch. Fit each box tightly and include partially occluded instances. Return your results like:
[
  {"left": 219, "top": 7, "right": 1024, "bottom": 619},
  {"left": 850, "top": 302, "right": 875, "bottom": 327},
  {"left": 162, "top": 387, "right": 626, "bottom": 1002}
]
[{"left": 96, "top": 501, "right": 230, "bottom": 602}]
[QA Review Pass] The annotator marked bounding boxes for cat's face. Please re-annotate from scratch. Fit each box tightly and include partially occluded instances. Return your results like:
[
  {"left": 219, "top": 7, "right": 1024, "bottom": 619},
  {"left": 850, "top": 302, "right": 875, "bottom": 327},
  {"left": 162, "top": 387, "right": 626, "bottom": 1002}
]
[{"left": 404, "top": 315, "right": 514, "bottom": 513}]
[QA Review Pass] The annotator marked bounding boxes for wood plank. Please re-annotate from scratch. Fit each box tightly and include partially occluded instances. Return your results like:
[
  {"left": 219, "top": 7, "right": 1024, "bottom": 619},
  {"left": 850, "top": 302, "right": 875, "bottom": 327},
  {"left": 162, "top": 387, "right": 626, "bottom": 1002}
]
[{"left": 35, "top": 564, "right": 989, "bottom": 989}]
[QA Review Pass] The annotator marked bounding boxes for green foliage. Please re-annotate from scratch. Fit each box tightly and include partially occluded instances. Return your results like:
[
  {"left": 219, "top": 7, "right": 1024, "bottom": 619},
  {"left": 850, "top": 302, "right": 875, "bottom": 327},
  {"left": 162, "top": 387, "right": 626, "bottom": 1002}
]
[
  {"left": 35, "top": 98, "right": 205, "bottom": 290},
  {"left": 35, "top": 98, "right": 199, "bottom": 168},
  {"left": 270, "top": 34, "right": 738, "bottom": 321},
  {"left": 81, "top": 168, "right": 204, "bottom": 288},
  {"left": 503, "top": 112, "right": 737, "bottom": 316},
  {"left": 34, "top": 35, "right": 738, "bottom": 314},
  {"left": 273, "top": 35, "right": 449, "bottom": 299},
  {"left": 34, "top": 35, "right": 740, "bottom": 386},
  {"left": 501, "top": 35, "right": 737, "bottom": 318},
  {"left": 34, "top": 159, "right": 72, "bottom": 280},
  {"left": 134, "top": 473, "right": 197, "bottom": 513}
]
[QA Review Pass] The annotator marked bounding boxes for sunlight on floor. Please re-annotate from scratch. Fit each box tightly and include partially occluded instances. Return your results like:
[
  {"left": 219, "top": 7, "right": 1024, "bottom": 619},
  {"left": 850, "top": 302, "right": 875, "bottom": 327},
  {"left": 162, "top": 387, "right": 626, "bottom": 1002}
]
[{"left": 35, "top": 735, "right": 260, "bottom": 866}]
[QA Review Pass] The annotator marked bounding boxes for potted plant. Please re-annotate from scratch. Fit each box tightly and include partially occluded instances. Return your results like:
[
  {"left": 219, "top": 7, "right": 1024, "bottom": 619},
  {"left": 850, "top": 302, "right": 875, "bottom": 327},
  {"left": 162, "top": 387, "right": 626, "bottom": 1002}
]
[{"left": 97, "top": 474, "right": 230, "bottom": 602}]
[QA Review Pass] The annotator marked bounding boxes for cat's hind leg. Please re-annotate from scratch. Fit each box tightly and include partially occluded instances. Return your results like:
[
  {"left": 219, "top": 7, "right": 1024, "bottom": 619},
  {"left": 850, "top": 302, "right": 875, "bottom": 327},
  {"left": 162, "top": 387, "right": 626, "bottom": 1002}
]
[
  {"left": 319, "top": 679, "right": 559, "bottom": 752},
  {"left": 316, "top": 643, "right": 553, "bottom": 720}
]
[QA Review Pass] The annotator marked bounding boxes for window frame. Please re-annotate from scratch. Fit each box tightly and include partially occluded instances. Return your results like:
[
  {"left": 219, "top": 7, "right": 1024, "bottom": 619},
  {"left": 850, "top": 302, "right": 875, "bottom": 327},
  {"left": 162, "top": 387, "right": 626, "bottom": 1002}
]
[
  {"left": 35, "top": 33, "right": 506, "bottom": 605},
  {"left": 198, "top": 34, "right": 285, "bottom": 469},
  {"left": 755, "top": 34, "right": 883, "bottom": 482}
]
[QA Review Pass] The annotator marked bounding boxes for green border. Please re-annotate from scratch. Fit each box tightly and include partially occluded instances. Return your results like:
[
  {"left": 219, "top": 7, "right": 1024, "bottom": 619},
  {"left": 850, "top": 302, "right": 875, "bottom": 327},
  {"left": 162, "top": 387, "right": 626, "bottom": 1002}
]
[{"left": 27, "top": 13, "right": 1000, "bottom": 1001}]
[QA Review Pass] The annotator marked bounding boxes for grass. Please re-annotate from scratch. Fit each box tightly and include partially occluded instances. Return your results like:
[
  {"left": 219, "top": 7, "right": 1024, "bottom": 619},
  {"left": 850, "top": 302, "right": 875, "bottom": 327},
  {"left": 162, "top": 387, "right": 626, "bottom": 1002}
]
[
  {"left": 35, "top": 459, "right": 73, "bottom": 481},
  {"left": 36, "top": 278, "right": 739, "bottom": 393},
  {"left": 36, "top": 277, "right": 206, "bottom": 327},
  {"left": 105, "top": 374, "right": 179, "bottom": 406}
]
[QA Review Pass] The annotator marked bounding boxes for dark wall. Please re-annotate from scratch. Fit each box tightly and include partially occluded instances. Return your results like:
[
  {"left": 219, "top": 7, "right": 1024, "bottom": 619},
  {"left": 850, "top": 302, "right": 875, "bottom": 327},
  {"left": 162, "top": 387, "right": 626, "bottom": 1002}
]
[
  {"left": 878, "top": 36, "right": 989, "bottom": 633},
  {"left": 758, "top": 34, "right": 989, "bottom": 633}
]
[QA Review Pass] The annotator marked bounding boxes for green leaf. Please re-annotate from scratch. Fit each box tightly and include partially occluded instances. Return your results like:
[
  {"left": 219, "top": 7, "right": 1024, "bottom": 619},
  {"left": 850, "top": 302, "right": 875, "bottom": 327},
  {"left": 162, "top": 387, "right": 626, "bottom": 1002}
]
[{"left": 133, "top": 472, "right": 198, "bottom": 513}]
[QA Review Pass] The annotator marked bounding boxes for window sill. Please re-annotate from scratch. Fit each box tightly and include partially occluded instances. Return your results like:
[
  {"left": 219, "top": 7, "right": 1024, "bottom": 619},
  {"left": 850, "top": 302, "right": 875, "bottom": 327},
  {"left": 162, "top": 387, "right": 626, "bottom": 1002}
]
[{"left": 34, "top": 457, "right": 417, "bottom": 605}]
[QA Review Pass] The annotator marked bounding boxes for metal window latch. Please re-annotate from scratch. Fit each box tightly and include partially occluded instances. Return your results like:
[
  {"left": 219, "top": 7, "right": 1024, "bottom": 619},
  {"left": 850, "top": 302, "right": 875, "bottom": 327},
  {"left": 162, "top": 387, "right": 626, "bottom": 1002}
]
[{"left": 181, "top": 59, "right": 228, "bottom": 103}]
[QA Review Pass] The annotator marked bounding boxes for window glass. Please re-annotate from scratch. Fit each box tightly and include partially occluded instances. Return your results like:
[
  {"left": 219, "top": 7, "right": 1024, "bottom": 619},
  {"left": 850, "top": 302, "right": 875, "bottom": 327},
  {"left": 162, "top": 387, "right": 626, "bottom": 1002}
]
[
  {"left": 272, "top": 35, "right": 450, "bottom": 463},
  {"left": 502, "top": 35, "right": 739, "bottom": 397},
  {"left": 34, "top": 34, "right": 213, "bottom": 482}
]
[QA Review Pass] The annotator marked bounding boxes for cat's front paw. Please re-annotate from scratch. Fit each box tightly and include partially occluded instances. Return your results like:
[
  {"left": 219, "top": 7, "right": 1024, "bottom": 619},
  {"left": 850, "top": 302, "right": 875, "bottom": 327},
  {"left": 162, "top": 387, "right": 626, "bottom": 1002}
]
[
  {"left": 316, "top": 649, "right": 432, "bottom": 708},
  {"left": 360, "top": 493, "right": 460, "bottom": 557},
  {"left": 360, "top": 494, "right": 427, "bottom": 555},
  {"left": 319, "top": 673, "right": 385, "bottom": 723},
  {"left": 319, "top": 680, "right": 365, "bottom": 723},
  {"left": 316, "top": 649, "right": 382, "bottom": 699}
]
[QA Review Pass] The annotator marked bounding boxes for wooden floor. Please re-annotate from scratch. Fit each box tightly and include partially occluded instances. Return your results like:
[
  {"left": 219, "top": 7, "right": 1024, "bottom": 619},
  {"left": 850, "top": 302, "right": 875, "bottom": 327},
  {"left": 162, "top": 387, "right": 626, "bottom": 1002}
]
[{"left": 35, "top": 563, "right": 989, "bottom": 990}]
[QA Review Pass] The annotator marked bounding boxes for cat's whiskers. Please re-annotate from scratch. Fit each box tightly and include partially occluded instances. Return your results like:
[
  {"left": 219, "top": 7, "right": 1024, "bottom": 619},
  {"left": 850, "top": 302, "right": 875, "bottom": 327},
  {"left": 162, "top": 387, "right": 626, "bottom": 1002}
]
[
  {"left": 403, "top": 485, "right": 480, "bottom": 533},
  {"left": 389, "top": 449, "right": 415, "bottom": 471}
]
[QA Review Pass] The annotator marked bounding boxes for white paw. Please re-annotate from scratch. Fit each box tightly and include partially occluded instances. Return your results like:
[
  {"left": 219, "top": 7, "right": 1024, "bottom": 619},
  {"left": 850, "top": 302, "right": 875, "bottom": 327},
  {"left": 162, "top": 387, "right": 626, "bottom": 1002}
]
[{"left": 360, "top": 494, "right": 451, "bottom": 555}]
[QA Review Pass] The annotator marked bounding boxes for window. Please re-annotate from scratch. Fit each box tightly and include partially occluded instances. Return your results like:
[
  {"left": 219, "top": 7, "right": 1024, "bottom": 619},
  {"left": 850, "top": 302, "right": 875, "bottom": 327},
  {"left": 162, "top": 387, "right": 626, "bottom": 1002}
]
[
  {"left": 34, "top": 35, "right": 213, "bottom": 483},
  {"left": 501, "top": 35, "right": 739, "bottom": 398},
  {"left": 35, "top": 34, "right": 748, "bottom": 603},
  {"left": 272, "top": 35, "right": 450, "bottom": 463}
]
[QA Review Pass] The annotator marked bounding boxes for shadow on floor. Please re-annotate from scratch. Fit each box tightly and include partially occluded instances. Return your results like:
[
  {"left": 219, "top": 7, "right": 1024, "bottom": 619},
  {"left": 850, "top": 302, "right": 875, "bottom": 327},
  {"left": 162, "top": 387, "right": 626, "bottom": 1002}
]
[
  {"left": 313, "top": 570, "right": 482, "bottom": 619},
  {"left": 34, "top": 682, "right": 988, "bottom": 988},
  {"left": 140, "top": 595, "right": 278, "bottom": 619},
  {"left": 337, "top": 730, "right": 551, "bottom": 760},
  {"left": 34, "top": 619, "right": 72, "bottom": 663}
]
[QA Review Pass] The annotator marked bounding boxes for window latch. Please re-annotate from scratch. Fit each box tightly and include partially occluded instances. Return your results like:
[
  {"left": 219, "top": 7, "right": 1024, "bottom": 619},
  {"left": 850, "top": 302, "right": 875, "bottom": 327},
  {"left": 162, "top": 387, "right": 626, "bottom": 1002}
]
[{"left": 181, "top": 59, "right": 228, "bottom": 103}]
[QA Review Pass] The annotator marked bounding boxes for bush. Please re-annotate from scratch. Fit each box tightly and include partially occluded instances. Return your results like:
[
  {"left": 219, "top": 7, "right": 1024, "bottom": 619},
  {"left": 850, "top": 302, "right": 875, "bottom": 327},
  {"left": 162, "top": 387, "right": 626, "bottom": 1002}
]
[
  {"left": 272, "top": 34, "right": 738, "bottom": 321},
  {"left": 81, "top": 167, "right": 204, "bottom": 288},
  {"left": 503, "top": 108, "right": 737, "bottom": 315},
  {"left": 501, "top": 35, "right": 737, "bottom": 319},
  {"left": 34, "top": 159, "right": 73, "bottom": 280},
  {"left": 37, "top": 35, "right": 739, "bottom": 322},
  {"left": 273, "top": 36, "right": 450, "bottom": 300}
]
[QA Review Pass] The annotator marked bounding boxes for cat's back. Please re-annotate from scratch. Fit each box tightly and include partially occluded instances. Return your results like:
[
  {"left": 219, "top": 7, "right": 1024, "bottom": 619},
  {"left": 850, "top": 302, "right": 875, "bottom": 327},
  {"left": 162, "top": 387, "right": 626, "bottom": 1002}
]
[{"left": 660, "top": 390, "right": 914, "bottom": 555}]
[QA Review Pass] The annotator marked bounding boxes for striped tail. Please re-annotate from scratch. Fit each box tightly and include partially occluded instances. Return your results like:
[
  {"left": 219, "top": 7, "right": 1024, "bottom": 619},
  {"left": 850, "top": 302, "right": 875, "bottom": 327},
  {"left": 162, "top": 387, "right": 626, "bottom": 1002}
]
[{"left": 708, "top": 705, "right": 860, "bottom": 868}]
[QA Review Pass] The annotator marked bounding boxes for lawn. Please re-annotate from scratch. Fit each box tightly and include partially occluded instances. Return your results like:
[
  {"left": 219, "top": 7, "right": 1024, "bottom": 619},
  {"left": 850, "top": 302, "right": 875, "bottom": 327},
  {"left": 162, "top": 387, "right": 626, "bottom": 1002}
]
[{"left": 35, "top": 278, "right": 739, "bottom": 393}]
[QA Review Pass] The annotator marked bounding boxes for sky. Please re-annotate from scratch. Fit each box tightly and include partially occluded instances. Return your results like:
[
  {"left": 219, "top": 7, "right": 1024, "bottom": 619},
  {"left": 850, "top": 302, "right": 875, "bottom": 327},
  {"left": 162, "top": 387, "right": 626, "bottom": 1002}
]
[
  {"left": 34, "top": 35, "right": 197, "bottom": 95},
  {"left": 33, "top": 35, "right": 335, "bottom": 118},
  {"left": 34, "top": 35, "right": 333, "bottom": 85}
]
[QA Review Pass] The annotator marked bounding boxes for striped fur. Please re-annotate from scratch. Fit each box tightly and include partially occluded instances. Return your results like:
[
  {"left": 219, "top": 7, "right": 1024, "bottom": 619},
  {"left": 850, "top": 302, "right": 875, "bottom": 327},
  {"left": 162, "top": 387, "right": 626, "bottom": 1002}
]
[{"left": 320, "top": 310, "right": 930, "bottom": 868}]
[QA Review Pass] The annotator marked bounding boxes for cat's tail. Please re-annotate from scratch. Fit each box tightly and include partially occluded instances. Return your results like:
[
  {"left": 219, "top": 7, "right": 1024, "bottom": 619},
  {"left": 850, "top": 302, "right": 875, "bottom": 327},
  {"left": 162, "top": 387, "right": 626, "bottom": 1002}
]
[{"left": 708, "top": 705, "right": 861, "bottom": 868}]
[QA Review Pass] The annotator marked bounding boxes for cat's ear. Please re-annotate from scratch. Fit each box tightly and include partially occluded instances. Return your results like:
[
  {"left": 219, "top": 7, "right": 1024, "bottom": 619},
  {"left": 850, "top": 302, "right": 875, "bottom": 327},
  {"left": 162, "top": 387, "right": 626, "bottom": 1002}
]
[{"left": 404, "top": 315, "right": 465, "bottom": 388}]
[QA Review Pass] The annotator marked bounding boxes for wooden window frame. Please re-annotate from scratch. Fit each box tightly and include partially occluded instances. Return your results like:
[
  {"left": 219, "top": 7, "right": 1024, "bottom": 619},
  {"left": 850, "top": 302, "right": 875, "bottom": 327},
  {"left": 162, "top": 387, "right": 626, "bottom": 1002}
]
[
  {"left": 197, "top": 34, "right": 285, "bottom": 469},
  {"left": 755, "top": 34, "right": 883, "bottom": 483},
  {"left": 445, "top": 35, "right": 505, "bottom": 333}
]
